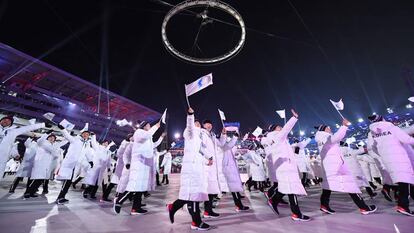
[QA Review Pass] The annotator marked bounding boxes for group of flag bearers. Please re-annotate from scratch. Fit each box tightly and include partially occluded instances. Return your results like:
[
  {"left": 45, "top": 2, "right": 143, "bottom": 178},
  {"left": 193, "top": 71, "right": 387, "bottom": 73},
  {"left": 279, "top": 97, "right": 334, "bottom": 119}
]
[{"left": 1, "top": 74, "right": 414, "bottom": 231}]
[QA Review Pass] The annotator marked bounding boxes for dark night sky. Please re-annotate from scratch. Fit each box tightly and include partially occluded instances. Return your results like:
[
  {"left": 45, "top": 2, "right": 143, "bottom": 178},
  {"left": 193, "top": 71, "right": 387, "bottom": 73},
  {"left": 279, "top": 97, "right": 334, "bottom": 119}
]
[{"left": 1, "top": 0, "right": 414, "bottom": 137}]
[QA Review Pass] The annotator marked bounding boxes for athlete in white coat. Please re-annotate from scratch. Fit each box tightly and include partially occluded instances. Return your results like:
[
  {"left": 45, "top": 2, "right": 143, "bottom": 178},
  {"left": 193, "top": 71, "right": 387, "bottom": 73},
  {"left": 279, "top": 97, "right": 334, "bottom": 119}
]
[
  {"left": 83, "top": 137, "right": 113, "bottom": 200},
  {"left": 367, "top": 115, "right": 414, "bottom": 216},
  {"left": 167, "top": 108, "right": 212, "bottom": 231},
  {"left": 115, "top": 137, "right": 133, "bottom": 195},
  {"left": 266, "top": 110, "right": 311, "bottom": 221},
  {"left": 217, "top": 132, "right": 249, "bottom": 212},
  {"left": 9, "top": 137, "right": 38, "bottom": 193},
  {"left": 102, "top": 134, "right": 133, "bottom": 202},
  {"left": 24, "top": 133, "right": 64, "bottom": 198},
  {"left": 0, "top": 116, "right": 47, "bottom": 177},
  {"left": 55, "top": 126, "right": 94, "bottom": 204},
  {"left": 200, "top": 119, "right": 222, "bottom": 218},
  {"left": 291, "top": 138, "right": 312, "bottom": 187},
  {"left": 341, "top": 143, "right": 377, "bottom": 197},
  {"left": 160, "top": 151, "right": 172, "bottom": 185},
  {"left": 315, "top": 119, "right": 377, "bottom": 215},
  {"left": 114, "top": 120, "right": 161, "bottom": 215}
]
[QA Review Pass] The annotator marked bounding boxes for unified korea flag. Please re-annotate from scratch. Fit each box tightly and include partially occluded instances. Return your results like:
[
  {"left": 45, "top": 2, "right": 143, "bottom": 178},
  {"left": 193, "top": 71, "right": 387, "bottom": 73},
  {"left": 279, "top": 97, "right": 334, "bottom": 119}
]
[{"left": 185, "top": 73, "right": 213, "bottom": 97}]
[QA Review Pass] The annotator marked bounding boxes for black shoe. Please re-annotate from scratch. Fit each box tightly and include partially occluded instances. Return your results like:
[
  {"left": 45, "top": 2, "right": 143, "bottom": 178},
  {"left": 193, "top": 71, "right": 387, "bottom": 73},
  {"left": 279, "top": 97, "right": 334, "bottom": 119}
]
[
  {"left": 131, "top": 208, "right": 148, "bottom": 215},
  {"left": 360, "top": 205, "right": 377, "bottom": 215},
  {"left": 23, "top": 193, "right": 30, "bottom": 199},
  {"left": 113, "top": 203, "right": 121, "bottom": 214},
  {"left": 42, "top": 190, "right": 49, "bottom": 195},
  {"left": 369, "top": 192, "right": 377, "bottom": 198},
  {"left": 55, "top": 198, "right": 69, "bottom": 205},
  {"left": 140, "top": 203, "right": 147, "bottom": 207},
  {"left": 8, "top": 190, "right": 14, "bottom": 194},
  {"left": 82, "top": 191, "right": 89, "bottom": 199},
  {"left": 396, "top": 206, "right": 414, "bottom": 217},
  {"left": 381, "top": 189, "right": 393, "bottom": 202},
  {"left": 291, "top": 214, "right": 311, "bottom": 222},
  {"left": 191, "top": 222, "right": 211, "bottom": 231},
  {"left": 203, "top": 211, "right": 220, "bottom": 218},
  {"left": 167, "top": 204, "right": 174, "bottom": 223},
  {"left": 320, "top": 205, "right": 336, "bottom": 214},
  {"left": 267, "top": 199, "right": 279, "bottom": 215},
  {"left": 100, "top": 198, "right": 112, "bottom": 203},
  {"left": 30, "top": 193, "right": 38, "bottom": 198},
  {"left": 144, "top": 193, "right": 151, "bottom": 198},
  {"left": 236, "top": 206, "right": 250, "bottom": 212},
  {"left": 90, "top": 195, "right": 97, "bottom": 199}
]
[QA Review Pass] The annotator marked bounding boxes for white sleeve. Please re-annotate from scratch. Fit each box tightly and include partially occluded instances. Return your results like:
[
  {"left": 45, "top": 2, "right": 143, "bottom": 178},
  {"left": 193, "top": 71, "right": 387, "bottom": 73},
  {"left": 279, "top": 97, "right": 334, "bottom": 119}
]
[{"left": 330, "top": 126, "right": 348, "bottom": 144}]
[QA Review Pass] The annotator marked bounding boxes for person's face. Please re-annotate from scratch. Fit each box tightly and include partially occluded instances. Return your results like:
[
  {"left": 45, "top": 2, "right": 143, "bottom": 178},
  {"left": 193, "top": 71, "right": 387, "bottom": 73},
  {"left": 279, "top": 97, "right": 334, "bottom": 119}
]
[
  {"left": 0, "top": 118, "right": 12, "bottom": 127},
  {"left": 102, "top": 141, "right": 109, "bottom": 147},
  {"left": 324, "top": 127, "right": 332, "bottom": 134},
  {"left": 195, "top": 121, "right": 201, "bottom": 128},
  {"left": 47, "top": 136, "right": 56, "bottom": 143},
  {"left": 275, "top": 126, "right": 282, "bottom": 131},
  {"left": 81, "top": 132, "right": 90, "bottom": 140},
  {"left": 143, "top": 123, "right": 151, "bottom": 131},
  {"left": 203, "top": 123, "right": 212, "bottom": 131}
]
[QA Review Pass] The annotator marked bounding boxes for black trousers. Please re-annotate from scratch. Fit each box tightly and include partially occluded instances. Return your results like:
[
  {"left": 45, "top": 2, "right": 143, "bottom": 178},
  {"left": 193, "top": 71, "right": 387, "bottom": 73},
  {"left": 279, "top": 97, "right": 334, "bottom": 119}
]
[
  {"left": 374, "top": 177, "right": 382, "bottom": 184},
  {"left": 204, "top": 194, "right": 216, "bottom": 214},
  {"left": 57, "top": 169, "right": 75, "bottom": 199},
  {"left": 231, "top": 192, "right": 244, "bottom": 208},
  {"left": 397, "top": 182, "right": 410, "bottom": 209},
  {"left": 117, "top": 191, "right": 144, "bottom": 210},
  {"left": 365, "top": 187, "right": 375, "bottom": 196},
  {"left": 102, "top": 183, "right": 116, "bottom": 199},
  {"left": 162, "top": 174, "right": 169, "bottom": 184},
  {"left": 271, "top": 190, "right": 302, "bottom": 215},
  {"left": 301, "top": 173, "right": 308, "bottom": 186},
  {"left": 171, "top": 199, "right": 202, "bottom": 225},
  {"left": 43, "top": 180, "right": 49, "bottom": 192},
  {"left": 25, "top": 179, "right": 45, "bottom": 195},
  {"left": 320, "top": 189, "right": 369, "bottom": 209},
  {"left": 10, "top": 177, "right": 32, "bottom": 192},
  {"left": 267, "top": 182, "right": 278, "bottom": 199},
  {"left": 156, "top": 172, "right": 161, "bottom": 185}
]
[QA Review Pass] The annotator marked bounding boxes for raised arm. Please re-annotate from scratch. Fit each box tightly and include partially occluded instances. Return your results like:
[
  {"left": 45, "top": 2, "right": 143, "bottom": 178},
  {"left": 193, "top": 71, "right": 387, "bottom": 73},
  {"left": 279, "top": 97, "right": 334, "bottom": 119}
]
[
  {"left": 330, "top": 126, "right": 348, "bottom": 144},
  {"left": 12, "top": 123, "right": 45, "bottom": 137},
  {"left": 60, "top": 128, "right": 76, "bottom": 144},
  {"left": 299, "top": 138, "right": 312, "bottom": 149},
  {"left": 277, "top": 116, "right": 298, "bottom": 141}
]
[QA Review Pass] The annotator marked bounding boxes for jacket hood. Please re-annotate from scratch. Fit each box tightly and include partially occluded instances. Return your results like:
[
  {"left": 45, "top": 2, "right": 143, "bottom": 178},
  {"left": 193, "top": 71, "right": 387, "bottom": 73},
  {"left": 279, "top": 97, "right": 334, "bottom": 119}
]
[{"left": 369, "top": 121, "right": 393, "bottom": 134}]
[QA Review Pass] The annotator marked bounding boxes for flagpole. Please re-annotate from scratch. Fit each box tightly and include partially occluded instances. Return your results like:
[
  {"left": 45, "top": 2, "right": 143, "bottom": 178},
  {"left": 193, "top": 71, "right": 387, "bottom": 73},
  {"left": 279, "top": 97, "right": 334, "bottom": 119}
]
[
  {"left": 335, "top": 109, "right": 345, "bottom": 120},
  {"left": 184, "top": 85, "right": 191, "bottom": 108},
  {"left": 284, "top": 117, "right": 286, "bottom": 125}
]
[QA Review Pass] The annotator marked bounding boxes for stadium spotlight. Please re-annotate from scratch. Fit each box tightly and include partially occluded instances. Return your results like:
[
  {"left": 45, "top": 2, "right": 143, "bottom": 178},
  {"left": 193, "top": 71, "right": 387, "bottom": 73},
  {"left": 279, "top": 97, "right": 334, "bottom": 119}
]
[
  {"left": 386, "top": 107, "right": 393, "bottom": 114},
  {"left": 174, "top": 132, "right": 181, "bottom": 139},
  {"left": 406, "top": 104, "right": 413, "bottom": 109},
  {"left": 299, "top": 130, "right": 305, "bottom": 136}
]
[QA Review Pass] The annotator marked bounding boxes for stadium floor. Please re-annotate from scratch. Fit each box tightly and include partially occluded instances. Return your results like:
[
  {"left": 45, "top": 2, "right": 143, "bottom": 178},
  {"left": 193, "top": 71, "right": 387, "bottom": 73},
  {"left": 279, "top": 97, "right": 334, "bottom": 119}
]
[{"left": 0, "top": 174, "right": 412, "bottom": 233}]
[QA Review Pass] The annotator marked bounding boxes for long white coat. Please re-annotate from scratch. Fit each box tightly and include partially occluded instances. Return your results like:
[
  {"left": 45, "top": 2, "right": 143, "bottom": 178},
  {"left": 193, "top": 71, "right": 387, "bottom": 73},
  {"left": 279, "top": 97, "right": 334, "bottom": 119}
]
[
  {"left": 150, "top": 136, "right": 164, "bottom": 190},
  {"left": 261, "top": 135, "right": 277, "bottom": 182},
  {"left": 110, "top": 140, "right": 128, "bottom": 184},
  {"left": 56, "top": 129, "right": 93, "bottom": 180},
  {"left": 116, "top": 142, "right": 132, "bottom": 193},
  {"left": 248, "top": 150, "right": 266, "bottom": 182},
  {"left": 368, "top": 121, "right": 414, "bottom": 185},
  {"left": 0, "top": 123, "right": 45, "bottom": 176},
  {"left": 291, "top": 138, "right": 312, "bottom": 173},
  {"left": 357, "top": 153, "right": 379, "bottom": 182},
  {"left": 125, "top": 124, "right": 160, "bottom": 192},
  {"left": 161, "top": 152, "right": 172, "bottom": 175},
  {"left": 367, "top": 149, "right": 393, "bottom": 185},
  {"left": 30, "top": 134, "right": 64, "bottom": 180},
  {"left": 342, "top": 146, "right": 369, "bottom": 188},
  {"left": 219, "top": 136, "right": 243, "bottom": 192},
  {"left": 265, "top": 117, "right": 306, "bottom": 195},
  {"left": 178, "top": 114, "right": 209, "bottom": 202},
  {"left": 315, "top": 126, "right": 361, "bottom": 193},
  {"left": 84, "top": 136, "right": 112, "bottom": 186},
  {"left": 201, "top": 129, "right": 222, "bottom": 195},
  {"left": 15, "top": 138, "right": 37, "bottom": 178}
]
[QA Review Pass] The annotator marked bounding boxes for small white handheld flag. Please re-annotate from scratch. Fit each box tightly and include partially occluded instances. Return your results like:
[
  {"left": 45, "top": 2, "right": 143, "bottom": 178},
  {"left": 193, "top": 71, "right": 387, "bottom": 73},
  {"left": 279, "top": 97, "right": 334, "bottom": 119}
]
[
  {"left": 60, "top": 119, "right": 75, "bottom": 130},
  {"left": 276, "top": 109, "right": 286, "bottom": 119},
  {"left": 330, "top": 99, "right": 344, "bottom": 111},
  {"left": 116, "top": 119, "right": 130, "bottom": 127},
  {"left": 408, "top": 96, "right": 414, "bottom": 103},
  {"left": 43, "top": 112, "right": 55, "bottom": 121},
  {"left": 28, "top": 119, "right": 36, "bottom": 125},
  {"left": 252, "top": 126, "right": 263, "bottom": 137},
  {"left": 185, "top": 73, "right": 213, "bottom": 97},
  {"left": 161, "top": 108, "right": 167, "bottom": 124},
  {"left": 218, "top": 109, "right": 226, "bottom": 121}
]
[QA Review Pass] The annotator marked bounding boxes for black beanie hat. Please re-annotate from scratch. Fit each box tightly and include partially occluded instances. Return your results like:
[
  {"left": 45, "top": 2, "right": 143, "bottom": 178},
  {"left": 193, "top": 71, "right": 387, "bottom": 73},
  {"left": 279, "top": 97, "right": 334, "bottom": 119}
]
[
  {"left": 203, "top": 119, "right": 212, "bottom": 125},
  {"left": 315, "top": 125, "right": 328, "bottom": 132},
  {"left": 138, "top": 120, "right": 149, "bottom": 129},
  {"left": 368, "top": 115, "right": 383, "bottom": 123}
]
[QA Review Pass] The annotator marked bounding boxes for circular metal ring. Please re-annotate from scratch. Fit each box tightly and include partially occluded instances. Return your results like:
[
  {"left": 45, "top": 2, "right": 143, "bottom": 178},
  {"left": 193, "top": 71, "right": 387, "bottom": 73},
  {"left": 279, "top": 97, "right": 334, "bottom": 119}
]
[{"left": 161, "top": 0, "right": 246, "bottom": 65}]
